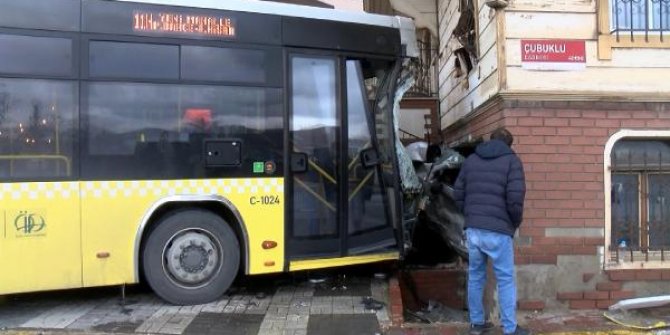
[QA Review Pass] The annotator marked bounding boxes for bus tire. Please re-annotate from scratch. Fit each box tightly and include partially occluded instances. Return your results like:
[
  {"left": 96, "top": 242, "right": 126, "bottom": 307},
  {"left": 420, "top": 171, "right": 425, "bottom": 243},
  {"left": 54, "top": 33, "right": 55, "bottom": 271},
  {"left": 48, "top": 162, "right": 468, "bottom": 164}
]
[{"left": 142, "top": 209, "right": 240, "bottom": 305}]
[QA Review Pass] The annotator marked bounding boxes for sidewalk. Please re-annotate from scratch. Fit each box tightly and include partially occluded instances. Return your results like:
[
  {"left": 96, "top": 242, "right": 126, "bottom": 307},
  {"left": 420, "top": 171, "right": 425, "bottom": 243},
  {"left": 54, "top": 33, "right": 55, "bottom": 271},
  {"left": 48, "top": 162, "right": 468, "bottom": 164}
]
[
  {"left": 386, "top": 309, "right": 665, "bottom": 335},
  {"left": 0, "top": 270, "right": 392, "bottom": 335},
  {"left": 0, "top": 270, "right": 666, "bottom": 335}
]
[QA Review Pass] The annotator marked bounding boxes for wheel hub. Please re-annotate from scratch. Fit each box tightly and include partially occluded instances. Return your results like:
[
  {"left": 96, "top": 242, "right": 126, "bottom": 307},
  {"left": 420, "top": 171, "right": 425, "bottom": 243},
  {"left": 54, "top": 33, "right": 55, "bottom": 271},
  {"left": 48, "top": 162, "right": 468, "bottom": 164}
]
[{"left": 165, "top": 231, "right": 220, "bottom": 286}]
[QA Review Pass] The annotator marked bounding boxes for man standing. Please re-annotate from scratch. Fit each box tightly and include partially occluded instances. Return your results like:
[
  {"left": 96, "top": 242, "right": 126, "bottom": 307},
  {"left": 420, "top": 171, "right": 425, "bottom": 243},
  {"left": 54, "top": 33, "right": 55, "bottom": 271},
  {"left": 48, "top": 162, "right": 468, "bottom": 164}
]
[{"left": 454, "top": 127, "right": 529, "bottom": 335}]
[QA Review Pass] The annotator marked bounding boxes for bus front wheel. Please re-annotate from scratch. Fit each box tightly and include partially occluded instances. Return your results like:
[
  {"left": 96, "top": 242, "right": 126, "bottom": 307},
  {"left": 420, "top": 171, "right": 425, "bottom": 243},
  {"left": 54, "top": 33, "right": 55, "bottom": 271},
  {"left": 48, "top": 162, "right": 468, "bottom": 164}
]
[{"left": 142, "top": 209, "right": 240, "bottom": 305}]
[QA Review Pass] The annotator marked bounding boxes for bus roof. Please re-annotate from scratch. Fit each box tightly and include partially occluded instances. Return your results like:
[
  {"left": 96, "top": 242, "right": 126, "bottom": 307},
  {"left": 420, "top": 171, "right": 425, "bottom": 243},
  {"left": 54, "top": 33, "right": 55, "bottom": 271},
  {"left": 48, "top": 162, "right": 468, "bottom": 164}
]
[{"left": 116, "top": 0, "right": 419, "bottom": 57}]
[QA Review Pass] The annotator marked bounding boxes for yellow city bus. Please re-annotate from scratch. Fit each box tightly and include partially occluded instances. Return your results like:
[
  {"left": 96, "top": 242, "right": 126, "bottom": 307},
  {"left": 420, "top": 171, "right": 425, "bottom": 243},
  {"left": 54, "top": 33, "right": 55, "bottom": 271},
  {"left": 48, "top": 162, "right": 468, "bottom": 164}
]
[{"left": 0, "top": 0, "right": 417, "bottom": 304}]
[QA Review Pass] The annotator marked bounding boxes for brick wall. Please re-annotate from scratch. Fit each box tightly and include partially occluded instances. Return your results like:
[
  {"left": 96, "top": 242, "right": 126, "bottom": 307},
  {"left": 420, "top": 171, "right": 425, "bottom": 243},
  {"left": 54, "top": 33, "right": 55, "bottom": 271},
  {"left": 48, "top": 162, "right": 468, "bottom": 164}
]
[
  {"left": 398, "top": 268, "right": 467, "bottom": 311},
  {"left": 557, "top": 270, "right": 670, "bottom": 309},
  {"left": 442, "top": 99, "right": 670, "bottom": 310}
]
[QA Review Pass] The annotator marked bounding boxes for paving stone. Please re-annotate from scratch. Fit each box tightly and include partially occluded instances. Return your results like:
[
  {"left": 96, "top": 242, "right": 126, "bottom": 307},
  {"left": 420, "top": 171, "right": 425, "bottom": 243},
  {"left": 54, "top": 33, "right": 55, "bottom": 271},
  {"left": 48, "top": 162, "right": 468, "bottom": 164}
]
[
  {"left": 284, "top": 330, "right": 308, "bottom": 335},
  {"left": 200, "top": 298, "right": 230, "bottom": 313},
  {"left": 313, "top": 278, "right": 371, "bottom": 297},
  {"left": 353, "top": 305, "right": 375, "bottom": 314},
  {"left": 285, "top": 315, "right": 308, "bottom": 330},
  {"left": 135, "top": 313, "right": 173, "bottom": 333},
  {"left": 68, "top": 297, "right": 159, "bottom": 331},
  {"left": 293, "top": 287, "right": 315, "bottom": 298},
  {"left": 234, "top": 303, "right": 249, "bottom": 314},
  {"left": 259, "top": 319, "right": 286, "bottom": 331},
  {"left": 288, "top": 307, "right": 310, "bottom": 316},
  {"left": 222, "top": 304, "right": 238, "bottom": 314},
  {"left": 371, "top": 278, "right": 391, "bottom": 328},
  {"left": 0, "top": 305, "right": 55, "bottom": 329},
  {"left": 332, "top": 296, "right": 355, "bottom": 314},
  {"left": 20, "top": 301, "right": 99, "bottom": 329},
  {"left": 258, "top": 330, "right": 283, "bottom": 335},
  {"left": 307, "top": 314, "right": 380, "bottom": 335},
  {"left": 308, "top": 305, "right": 332, "bottom": 315},
  {"left": 311, "top": 296, "right": 333, "bottom": 305},
  {"left": 0, "top": 272, "right": 391, "bottom": 335},
  {"left": 183, "top": 313, "right": 263, "bottom": 335},
  {"left": 178, "top": 304, "right": 206, "bottom": 314},
  {"left": 159, "top": 313, "right": 198, "bottom": 335},
  {"left": 245, "top": 299, "right": 270, "bottom": 315},
  {"left": 271, "top": 294, "right": 294, "bottom": 306},
  {"left": 92, "top": 320, "right": 143, "bottom": 333},
  {"left": 267, "top": 305, "right": 289, "bottom": 317}
]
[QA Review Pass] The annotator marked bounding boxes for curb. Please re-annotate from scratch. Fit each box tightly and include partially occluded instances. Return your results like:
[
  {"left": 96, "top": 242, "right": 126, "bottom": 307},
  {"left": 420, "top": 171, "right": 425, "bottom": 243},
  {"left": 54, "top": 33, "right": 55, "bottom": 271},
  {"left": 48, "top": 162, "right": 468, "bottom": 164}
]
[{"left": 389, "top": 276, "right": 404, "bottom": 326}]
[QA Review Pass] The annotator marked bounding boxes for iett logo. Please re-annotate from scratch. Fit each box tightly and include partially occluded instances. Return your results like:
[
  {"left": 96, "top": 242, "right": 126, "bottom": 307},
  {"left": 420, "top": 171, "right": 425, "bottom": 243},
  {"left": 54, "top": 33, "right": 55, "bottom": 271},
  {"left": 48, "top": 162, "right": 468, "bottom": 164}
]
[{"left": 14, "top": 211, "right": 46, "bottom": 236}]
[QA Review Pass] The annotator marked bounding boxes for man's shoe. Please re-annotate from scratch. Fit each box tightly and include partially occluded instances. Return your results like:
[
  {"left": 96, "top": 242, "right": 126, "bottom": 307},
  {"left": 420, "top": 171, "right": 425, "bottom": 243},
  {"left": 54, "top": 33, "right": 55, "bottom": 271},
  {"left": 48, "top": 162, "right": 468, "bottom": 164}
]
[
  {"left": 504, "top": 325, "right": 532, "bottom": 335},
  {"left": 469, "top": 322, "right": 494, "bottom": 335}
]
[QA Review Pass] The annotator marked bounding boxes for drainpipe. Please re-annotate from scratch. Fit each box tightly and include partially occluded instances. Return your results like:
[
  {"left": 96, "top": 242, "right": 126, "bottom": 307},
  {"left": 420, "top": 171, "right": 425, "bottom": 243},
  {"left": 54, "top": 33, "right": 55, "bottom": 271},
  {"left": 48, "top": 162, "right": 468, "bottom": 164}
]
[{"left": 434, "top": 0, "right": 443, "bottom": 141}]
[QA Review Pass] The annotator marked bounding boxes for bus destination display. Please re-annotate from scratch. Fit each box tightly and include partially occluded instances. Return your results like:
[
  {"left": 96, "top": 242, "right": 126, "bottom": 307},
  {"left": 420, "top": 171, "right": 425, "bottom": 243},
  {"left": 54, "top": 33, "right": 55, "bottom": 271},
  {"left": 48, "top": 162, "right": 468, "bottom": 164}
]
[{"left": 133, "top": 11, "right": 236, "bottom": 38}]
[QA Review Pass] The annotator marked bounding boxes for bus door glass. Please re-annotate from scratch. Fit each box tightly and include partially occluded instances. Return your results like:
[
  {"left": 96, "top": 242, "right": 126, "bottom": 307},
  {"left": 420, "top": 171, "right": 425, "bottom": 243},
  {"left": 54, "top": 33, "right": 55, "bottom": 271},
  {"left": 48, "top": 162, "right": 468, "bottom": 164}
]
[
  {"left": 287, "top": 54, "right": 398, "bottom": 259},
  {"left": 288, "top": 55, "right": 342, "bottom": 257},
  {"left": 345, "top": 59, "right": 396, "bottom": 254}
]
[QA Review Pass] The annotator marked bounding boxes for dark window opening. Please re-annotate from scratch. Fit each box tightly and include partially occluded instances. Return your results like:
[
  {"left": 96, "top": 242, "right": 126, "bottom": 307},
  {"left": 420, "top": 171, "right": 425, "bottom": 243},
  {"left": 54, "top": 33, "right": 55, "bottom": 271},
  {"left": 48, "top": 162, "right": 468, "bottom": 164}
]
[{"left": 452, "top": 0, "right": 477, "bottom": 74}]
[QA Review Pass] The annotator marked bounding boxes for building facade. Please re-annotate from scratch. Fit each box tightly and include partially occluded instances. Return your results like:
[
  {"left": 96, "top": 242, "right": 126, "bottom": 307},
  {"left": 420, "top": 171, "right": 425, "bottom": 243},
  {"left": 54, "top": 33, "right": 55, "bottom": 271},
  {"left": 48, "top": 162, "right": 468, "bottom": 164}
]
[
  {"left": 364, "top": 0, "right": 441, "bottom": 143},
  {"left": 438, "top": 0, "right": 670, "bottom": 309},
  {"left": 388, "top": 0, "right": 670, "bottom": 310}
]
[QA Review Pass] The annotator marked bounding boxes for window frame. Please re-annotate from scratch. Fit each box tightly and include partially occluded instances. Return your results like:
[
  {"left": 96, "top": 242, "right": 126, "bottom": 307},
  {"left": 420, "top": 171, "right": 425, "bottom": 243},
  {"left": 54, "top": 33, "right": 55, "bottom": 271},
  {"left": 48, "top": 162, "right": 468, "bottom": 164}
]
[
  {"left": 597, "top": 0, "right": 670, "bottom": 60},
  {"left": 605, "top": 129, "right": 670, "bottom": 270}
]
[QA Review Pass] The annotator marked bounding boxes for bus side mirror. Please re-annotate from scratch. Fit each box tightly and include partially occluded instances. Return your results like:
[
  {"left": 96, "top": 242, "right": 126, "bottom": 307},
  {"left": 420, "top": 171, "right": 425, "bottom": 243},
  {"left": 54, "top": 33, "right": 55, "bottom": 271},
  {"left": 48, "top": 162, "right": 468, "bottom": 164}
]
[{"left": 360, "top": 148, "right": 380, "bottom": 168}]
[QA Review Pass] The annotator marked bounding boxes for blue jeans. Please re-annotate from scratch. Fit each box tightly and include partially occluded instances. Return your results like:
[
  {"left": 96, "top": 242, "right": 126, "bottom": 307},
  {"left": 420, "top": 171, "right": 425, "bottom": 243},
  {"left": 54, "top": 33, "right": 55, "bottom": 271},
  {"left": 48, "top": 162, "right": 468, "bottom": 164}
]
[{"left": 466, "top": 228, "right": 517, "bottom": 334}]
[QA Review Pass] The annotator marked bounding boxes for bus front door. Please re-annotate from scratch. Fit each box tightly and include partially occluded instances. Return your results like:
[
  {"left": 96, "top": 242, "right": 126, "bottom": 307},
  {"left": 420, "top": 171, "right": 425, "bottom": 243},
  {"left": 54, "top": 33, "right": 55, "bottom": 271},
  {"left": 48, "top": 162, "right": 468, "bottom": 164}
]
[{"left": 287, "top": 54, "right": 398, "bottom": 261}]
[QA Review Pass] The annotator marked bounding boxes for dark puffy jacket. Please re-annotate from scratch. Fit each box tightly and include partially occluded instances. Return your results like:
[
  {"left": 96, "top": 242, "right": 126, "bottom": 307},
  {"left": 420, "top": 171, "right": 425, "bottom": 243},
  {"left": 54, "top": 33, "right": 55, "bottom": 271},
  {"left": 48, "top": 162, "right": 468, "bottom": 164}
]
[{"left": 453, "top": 139, "right": 526, "bottom": 236}]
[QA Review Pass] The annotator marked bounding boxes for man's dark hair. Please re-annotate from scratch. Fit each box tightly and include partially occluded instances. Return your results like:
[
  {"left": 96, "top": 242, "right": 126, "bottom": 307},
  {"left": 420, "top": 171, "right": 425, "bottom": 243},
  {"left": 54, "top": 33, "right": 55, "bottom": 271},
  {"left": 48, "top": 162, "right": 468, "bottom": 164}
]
[{"left": 490, "top": 127, "right": 513, "bottom": 146}]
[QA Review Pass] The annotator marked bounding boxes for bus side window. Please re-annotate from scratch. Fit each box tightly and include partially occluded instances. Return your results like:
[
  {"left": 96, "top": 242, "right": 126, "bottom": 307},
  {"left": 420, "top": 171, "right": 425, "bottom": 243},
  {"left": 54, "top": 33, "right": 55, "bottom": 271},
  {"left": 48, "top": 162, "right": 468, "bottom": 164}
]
[{"left": 0, "top": 79, "right": 77, "bottom": 180}]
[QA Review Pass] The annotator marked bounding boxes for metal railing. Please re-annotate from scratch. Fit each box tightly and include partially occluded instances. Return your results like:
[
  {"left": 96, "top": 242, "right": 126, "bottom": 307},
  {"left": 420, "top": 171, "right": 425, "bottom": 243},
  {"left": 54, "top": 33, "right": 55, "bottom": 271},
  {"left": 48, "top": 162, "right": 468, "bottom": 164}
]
[
  {"left": 0, "top": 154, "right": 71, "bottom": 177},
  {"left": 399, "top": 129, "right": 425, "bottom": 142},
  {"left": 611, "top": 0, "right": 670, "bottom": 41},
  {"left": 406, "top": 39, "right": 437, "bottom": 97}
]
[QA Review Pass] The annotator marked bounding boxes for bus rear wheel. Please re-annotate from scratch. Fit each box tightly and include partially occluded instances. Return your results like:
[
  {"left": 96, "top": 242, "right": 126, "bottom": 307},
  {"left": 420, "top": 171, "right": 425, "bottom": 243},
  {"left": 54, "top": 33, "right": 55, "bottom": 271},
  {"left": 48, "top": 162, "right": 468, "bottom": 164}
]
[{"left": 142, "top": 209, "right": 240, "bottom": 305}]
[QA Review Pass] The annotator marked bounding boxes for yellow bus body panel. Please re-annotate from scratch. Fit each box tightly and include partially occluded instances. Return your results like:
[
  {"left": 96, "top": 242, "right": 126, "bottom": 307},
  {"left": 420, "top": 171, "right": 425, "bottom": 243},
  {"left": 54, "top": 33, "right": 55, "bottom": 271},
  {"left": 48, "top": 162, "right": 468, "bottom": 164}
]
[
  {"left": 80, "top": 178, "right": 285, "bottom": 288},
  {"left": 289, "top": 251, "right": 399, "bottom": 271},
  {"left": 0, "top": 177, "right": 399, "bottom": 295},
  {"left": 0, "top": 178, "right": 284, "bottom": 295},
  {"left": 0, "top": 182, "right": 82, "bottom": 294}
]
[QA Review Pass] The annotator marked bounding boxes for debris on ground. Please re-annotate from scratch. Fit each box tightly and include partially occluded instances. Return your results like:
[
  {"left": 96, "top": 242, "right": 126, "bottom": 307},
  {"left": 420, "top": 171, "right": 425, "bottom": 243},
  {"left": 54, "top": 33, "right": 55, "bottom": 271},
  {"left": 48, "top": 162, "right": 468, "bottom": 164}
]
[
  {"left": 361, "top": 296, "right": 385, "bottom": 311},
  {"left": 332, "top": 274, "right": 351, "bottom": 291},
  {"left": 404, "top": 300, "right": 466, "bottom": 324},
  {"left": 604, "top": 306, "right": 670, "bottom": 331},
  {"left": 609, "top": 295, "right": 670, "bottom": 311}
]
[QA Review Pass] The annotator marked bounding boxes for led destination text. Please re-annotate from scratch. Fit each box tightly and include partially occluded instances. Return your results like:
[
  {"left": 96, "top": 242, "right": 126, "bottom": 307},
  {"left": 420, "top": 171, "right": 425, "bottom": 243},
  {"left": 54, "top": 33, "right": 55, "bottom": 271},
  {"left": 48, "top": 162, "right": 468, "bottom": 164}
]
[{"left": 133, "top": 11, "right": 236, "bottom": 38}]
